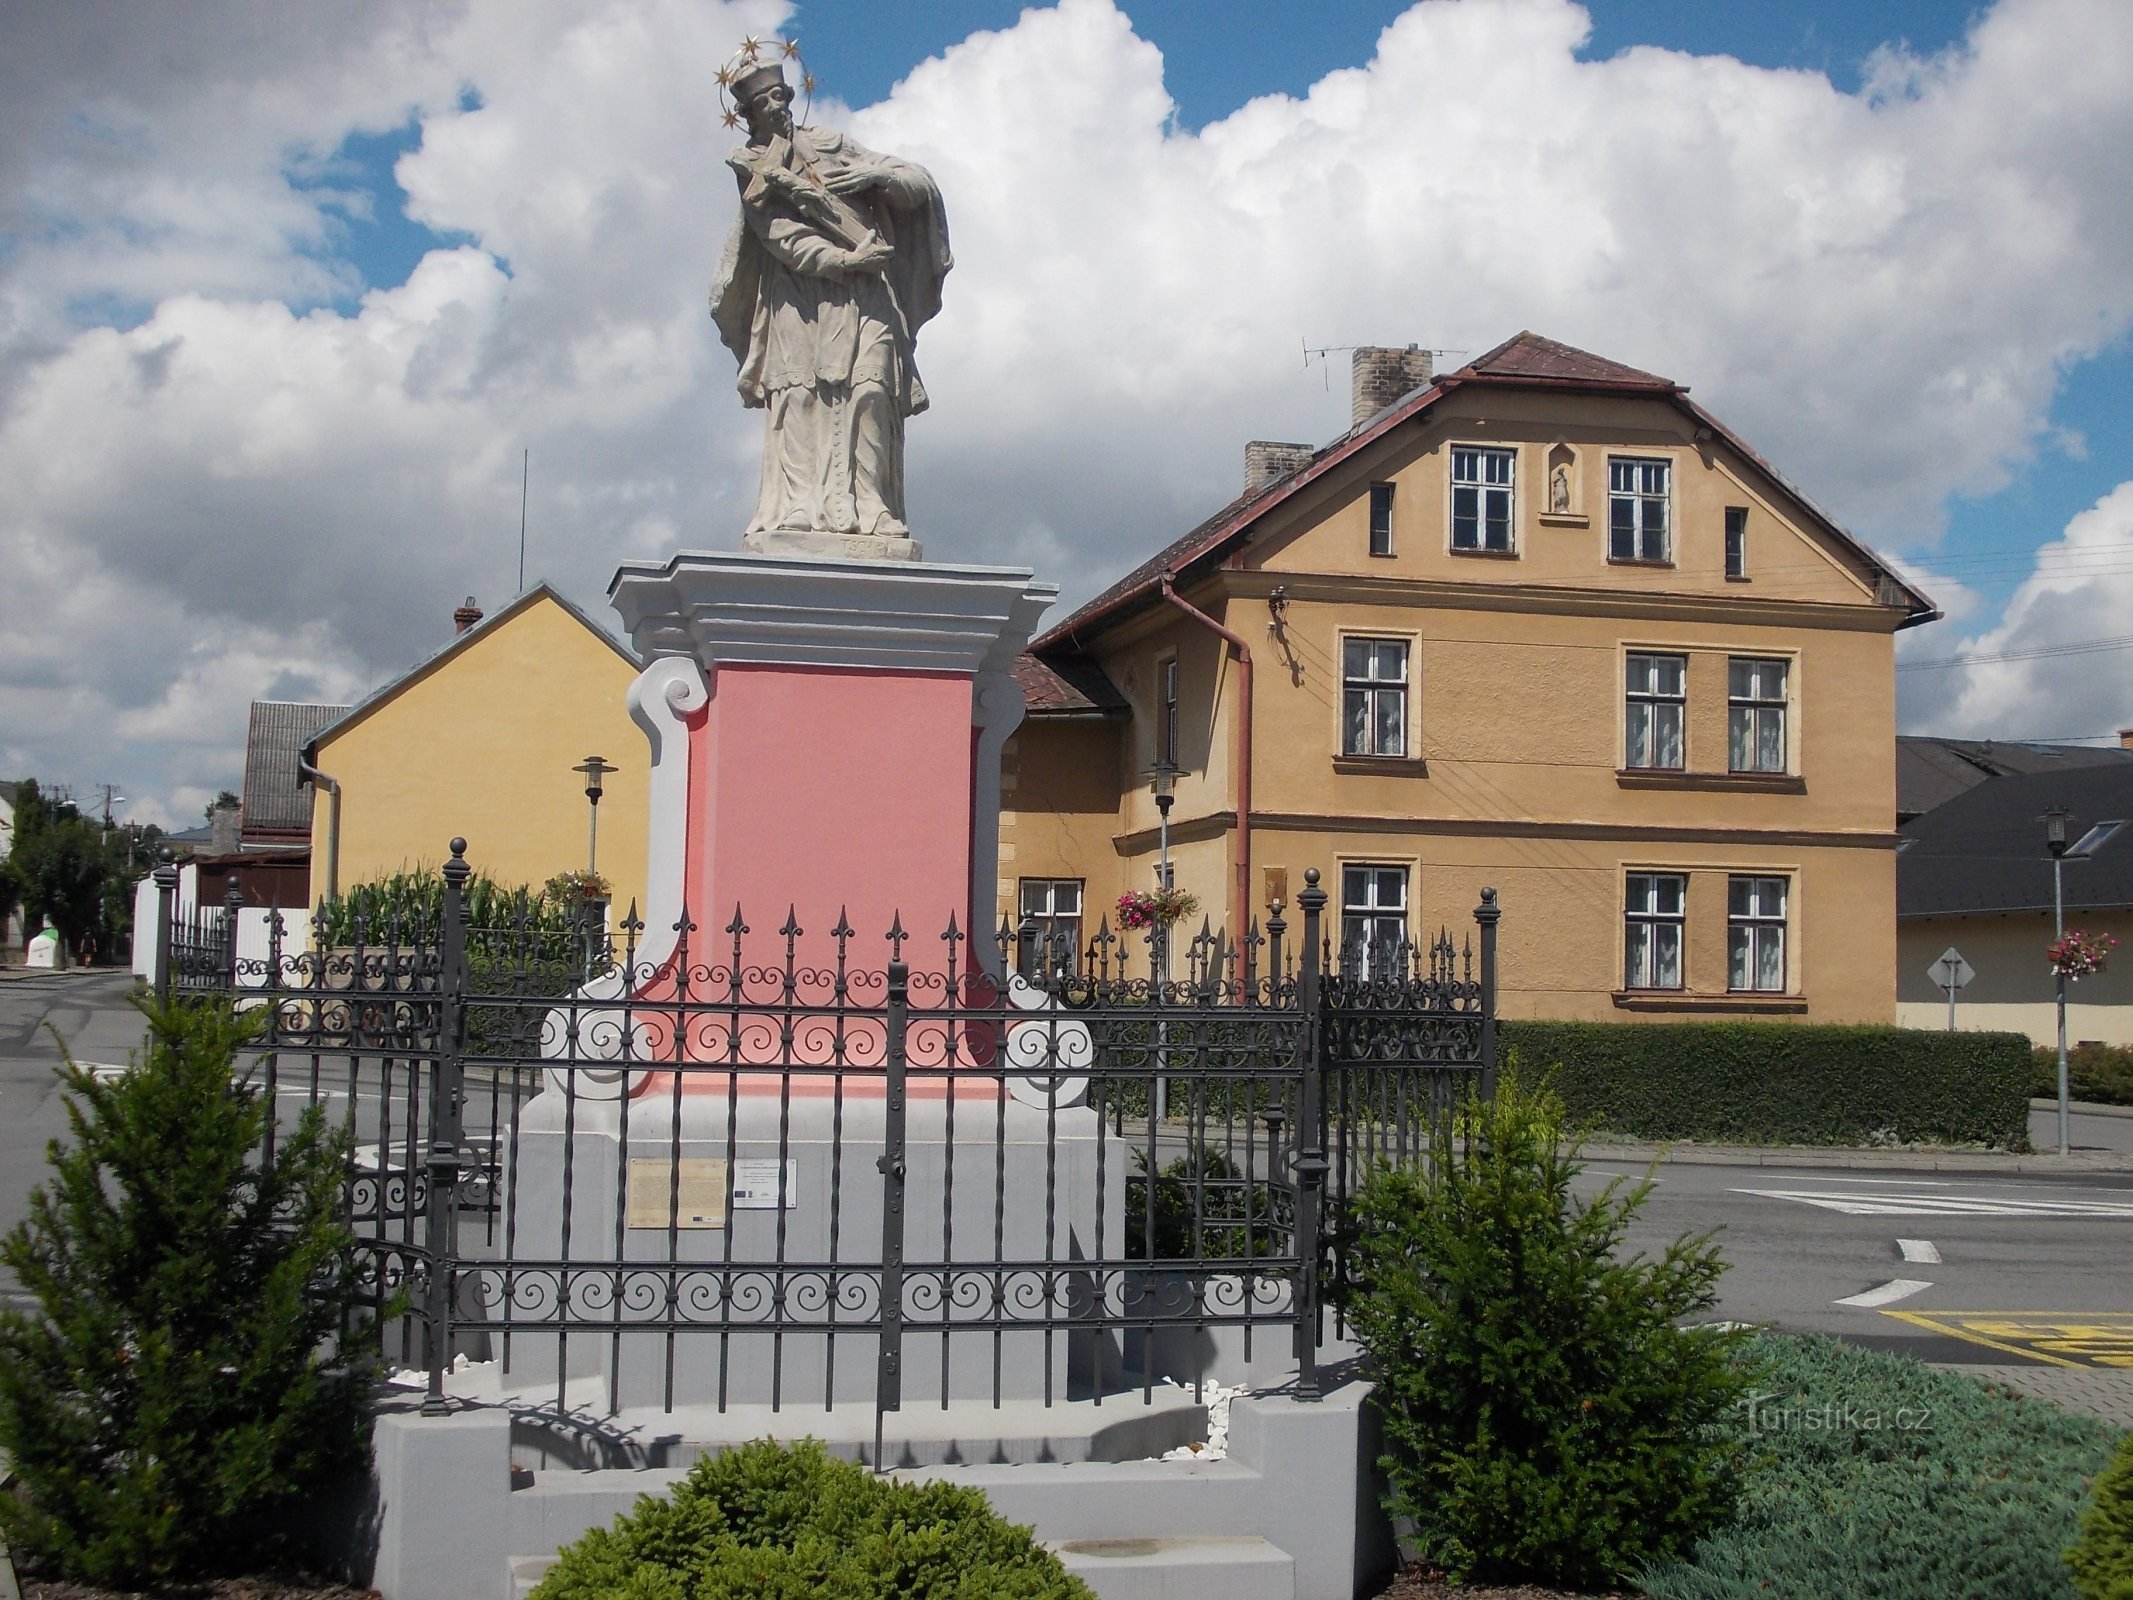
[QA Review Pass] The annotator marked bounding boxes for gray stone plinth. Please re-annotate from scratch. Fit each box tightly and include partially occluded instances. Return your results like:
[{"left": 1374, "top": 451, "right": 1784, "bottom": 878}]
[
  {"left": 742, "top": 528, "right": 925, "bottom": 562},
  {"left": 497, "top": 1087, "right": 1121, "bottom": 1410}
]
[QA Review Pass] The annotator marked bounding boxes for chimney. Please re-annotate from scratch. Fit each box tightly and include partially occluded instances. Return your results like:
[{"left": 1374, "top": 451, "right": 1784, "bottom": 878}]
[
  {"left": 2119, "top": 729, "right": 2133, "bottom": 750},
  {"left": 1351, "top": 345, "right": 1435, "bottom": 427},
  {"left": 453, "top": 595, "right": 484, "bottom": 635},
  {"left": 208, "top": 801, "right": 241, "bottom": 857},
  {"left": 1245, "top": 441, "right": 1314, "bottom": 495}
]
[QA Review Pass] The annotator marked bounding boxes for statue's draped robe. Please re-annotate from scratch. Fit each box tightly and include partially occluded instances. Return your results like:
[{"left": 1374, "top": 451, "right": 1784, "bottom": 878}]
[{"left": 710, "top": 127, "right": 951, "bottom": 538}]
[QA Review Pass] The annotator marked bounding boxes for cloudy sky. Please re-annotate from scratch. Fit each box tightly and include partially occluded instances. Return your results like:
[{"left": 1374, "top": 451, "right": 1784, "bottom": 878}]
[{"left": 3, "top": 0, "right": 2131, "bottom": 826}]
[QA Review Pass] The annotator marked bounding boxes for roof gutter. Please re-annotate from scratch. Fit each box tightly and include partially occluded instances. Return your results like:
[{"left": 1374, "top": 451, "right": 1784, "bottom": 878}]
[
  {"left": 1159, "top": 576, "right": 1252, "bottom": 946},
  {"left": 297, "top": 757, "right": 340, "bottom": 903}
]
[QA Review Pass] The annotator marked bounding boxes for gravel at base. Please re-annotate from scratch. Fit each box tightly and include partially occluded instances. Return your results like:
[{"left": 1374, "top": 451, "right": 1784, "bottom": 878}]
[
  {"left": 23, "top": 1578, "right": 378, "bottom": 1600},
  {"left": 1370, "top": 1568, "right": 1630, "bottom": 1598}
]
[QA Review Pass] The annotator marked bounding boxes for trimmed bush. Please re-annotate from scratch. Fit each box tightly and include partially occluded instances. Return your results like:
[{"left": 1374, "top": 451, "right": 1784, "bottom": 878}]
[
  {"left": 531, "top": 1437, "right": 1094, "bottom": 1598},
  {"left": 1338, "top": 1071, "right": 1749, "bottom": 1588},
  {"left": 0, "top": 998, "right": 381, "bottom": 1587},
  {"left": 2035, "top": 1043, "right": 2133, "bottom": 1109},
  {"left": 1644, "top": 1333, "right": 2121, "bottom": 1599},
  {"left": 1504, "top": 1020, "right": 2030, "bottom": 1147},
  {"left": 2069, "top": 1429, "right": 2133, "bottom": 1599}
]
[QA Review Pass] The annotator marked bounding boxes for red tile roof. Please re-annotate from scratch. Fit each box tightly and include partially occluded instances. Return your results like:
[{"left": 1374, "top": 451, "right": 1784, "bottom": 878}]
[
  {"left": 1014, "top": 651, "right": 1128, "bottom": 717},
  {"left": 1033, "top": 329, "right": 1934, "bottom": 652}
]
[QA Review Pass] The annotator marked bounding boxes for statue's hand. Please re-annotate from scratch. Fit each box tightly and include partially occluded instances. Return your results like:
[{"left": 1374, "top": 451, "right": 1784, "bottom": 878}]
[
  {"left": 823, "top": 166, "right": 877, "bottom": 197},
  {"left": 845, "top": 233, "right": 893, "bottom": 275}
]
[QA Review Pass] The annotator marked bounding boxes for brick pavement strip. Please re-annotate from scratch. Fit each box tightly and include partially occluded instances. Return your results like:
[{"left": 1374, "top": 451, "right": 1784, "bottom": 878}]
[{"left": 1941, "top": 1365, "right": 2133, "bottom": 1428}]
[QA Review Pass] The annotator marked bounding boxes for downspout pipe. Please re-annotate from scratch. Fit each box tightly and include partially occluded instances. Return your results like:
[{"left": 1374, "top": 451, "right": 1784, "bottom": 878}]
[
  {"left": 1158, "top": 576, "right": 1252, "bottom": 946},
  {"left": 297, "top": 757, "right": 341, "bottom": 903}
]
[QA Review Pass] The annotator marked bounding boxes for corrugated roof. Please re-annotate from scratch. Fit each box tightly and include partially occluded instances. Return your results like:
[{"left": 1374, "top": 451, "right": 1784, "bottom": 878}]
[
  {"left": 243, "top": 701, "right": 349, "bottom": 833},
  {"left": 1899, "top": 764, "right": 2133, "bottom": 917},
  {"left": 1033, "top": 330, "right": 1935, "bottom": 652}
]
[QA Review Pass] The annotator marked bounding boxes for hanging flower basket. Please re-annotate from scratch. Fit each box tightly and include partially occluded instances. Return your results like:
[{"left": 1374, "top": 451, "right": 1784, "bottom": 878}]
[
  {"left": 1116, "top": 887, "right": 1200, "bottom": 931},
  {"left": 2048, "top": 928, "right": 2117, "bottom": 982},
  {"left": 544, "top": 869, "right": 611, "bottom": 904}
]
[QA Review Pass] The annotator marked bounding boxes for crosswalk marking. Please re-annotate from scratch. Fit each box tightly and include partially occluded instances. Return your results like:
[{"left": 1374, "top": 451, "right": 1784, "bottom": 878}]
[
  {"left": 1731, "top": 1187, "right": 2133, "bottom": 1218},
  {"left": 1898, "top": 1238, "right": 1942, "bottom": 1264}
]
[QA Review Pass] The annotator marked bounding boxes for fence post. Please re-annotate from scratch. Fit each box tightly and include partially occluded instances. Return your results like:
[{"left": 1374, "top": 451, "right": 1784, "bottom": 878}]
[
  {"left": 874, "top": 956, "right": 910, "bottom": 1467},
  {"left": 222, "top": 874, "right": 244, "bottom": 991},
  {"left": 1474, "top": 887, "right": 1500, "bottom": 1102},
  {"left": 1292, "top": 867, "right": 1328, "bottom": 1401},
  {"left": 152, "top": 854, "right": 179, "bottom": 1003},
  {"left": 422, "top": 839, "right": 472, "bottom": 1417}
]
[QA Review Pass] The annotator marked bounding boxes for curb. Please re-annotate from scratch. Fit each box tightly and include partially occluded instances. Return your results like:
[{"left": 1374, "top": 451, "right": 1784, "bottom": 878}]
[{"left": 1577, "top": 1142, "right": 2133, "bottom": 1174}]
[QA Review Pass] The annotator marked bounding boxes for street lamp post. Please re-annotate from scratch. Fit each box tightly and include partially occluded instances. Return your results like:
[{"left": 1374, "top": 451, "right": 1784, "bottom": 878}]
[
  {"left": 2044, "top": 806, "right": 2071, "bottom": 1157},
  {"left": 573, "top": 755, "right": 618, "bottom": 877},
  {"left": 1147, "top": 760, "right": 1179, "bottom": 1123}
]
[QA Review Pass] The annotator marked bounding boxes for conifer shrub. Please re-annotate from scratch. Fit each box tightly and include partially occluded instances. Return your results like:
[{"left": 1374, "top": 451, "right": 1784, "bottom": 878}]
[
  {"left": 531, "top": 1437, "right": 1094, "bottom": 1599},
  {"left": 1338, "top": 1070, "right": 1749, "bottom": 1589},
  {"left": 0, "top": 998, "right": 382, "bottom": 1586},
  {"left": 2069, "top": 1430, "right": 2133, "bottom": 1599}
]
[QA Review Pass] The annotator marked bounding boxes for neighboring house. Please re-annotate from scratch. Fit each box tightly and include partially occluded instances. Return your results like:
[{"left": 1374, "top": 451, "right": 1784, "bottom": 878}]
[
  {"left": 1005, "top": 333, "right": 1937, "bottom": 1023},
  {"left": 243, "top": 701, "right": 349, "bottom": 848},
  {"left": 0, "top": 778, "right": 16, "bottom": 861},
  {"left": 1897, "top": 764, "right": 2133, "bottom": 1044},
  {"left": 1896, "top": 733, "right": 2133, "bottom": 825},
  {"left": 302, "top": 585, "right": 649, "bottom": 917}
]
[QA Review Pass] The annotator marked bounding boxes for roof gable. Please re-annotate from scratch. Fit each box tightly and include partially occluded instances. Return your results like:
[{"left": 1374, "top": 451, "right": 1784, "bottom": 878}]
[
  {"left": 1035, "top": 330, "right": 1935, "bottom": 651},
  {"left": 305, "top": 583, "right": 639, "bottom": 759},
  {"left": 243, "top": 702, "right": 349, "bottom": 832}
]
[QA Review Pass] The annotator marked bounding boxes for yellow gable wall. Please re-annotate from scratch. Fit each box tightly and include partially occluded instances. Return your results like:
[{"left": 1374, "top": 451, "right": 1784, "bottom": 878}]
[
  {"left": 308, "top": 595, "right": 648, "bottom": 916},
  {"left": 1254, "top": 388, "right": 1881, "bottom": 610}
]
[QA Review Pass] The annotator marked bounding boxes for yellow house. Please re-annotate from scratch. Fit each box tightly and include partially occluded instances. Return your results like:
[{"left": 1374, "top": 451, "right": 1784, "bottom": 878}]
[
  {"left": 1004, "top": 333, "right": 1939, "bottom": 1023},
  {"left": 301, "top": 584, "right": 648, "bottom": 918}
]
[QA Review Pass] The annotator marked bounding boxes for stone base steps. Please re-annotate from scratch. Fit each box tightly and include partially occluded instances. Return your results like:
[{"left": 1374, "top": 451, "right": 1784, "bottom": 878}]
[{"left": 1053, "top": 1534, "right": 1294, "bottom": 1599}]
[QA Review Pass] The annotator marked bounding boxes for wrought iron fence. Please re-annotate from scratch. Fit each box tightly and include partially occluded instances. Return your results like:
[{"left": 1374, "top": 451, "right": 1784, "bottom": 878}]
[{"left": 154, "top": 848, "right": 1497, "bottom": 1452}]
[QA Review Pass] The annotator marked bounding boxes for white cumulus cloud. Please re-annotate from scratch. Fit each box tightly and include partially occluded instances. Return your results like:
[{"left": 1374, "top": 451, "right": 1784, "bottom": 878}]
[{"left": 2, "top": 0, "right": 2132, "bottom": 821}]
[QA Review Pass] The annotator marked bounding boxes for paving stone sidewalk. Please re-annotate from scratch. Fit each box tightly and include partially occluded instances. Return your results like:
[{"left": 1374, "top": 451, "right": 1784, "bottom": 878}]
[{"left": 1946, "top": 1364, "right": 2133, "bottom": 1428}]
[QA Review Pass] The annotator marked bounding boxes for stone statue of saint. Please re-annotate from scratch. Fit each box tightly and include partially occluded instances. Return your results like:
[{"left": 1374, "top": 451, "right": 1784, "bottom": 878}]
[
  {"left": 709, "top": 50, "right": 952, "bottom": 556},
  {"left": 1549, "top": 461, "right": 1571, "bottom": 514}
]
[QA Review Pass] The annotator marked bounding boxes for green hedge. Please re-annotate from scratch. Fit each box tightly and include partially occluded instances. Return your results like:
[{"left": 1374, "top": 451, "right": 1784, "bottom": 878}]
[
  {"left": 1500, "top": 1021, "right": 2030, "bottom": 1148},
  {"left": 2033, "top": 1044, "right": 2133, "bottom": 1109}
]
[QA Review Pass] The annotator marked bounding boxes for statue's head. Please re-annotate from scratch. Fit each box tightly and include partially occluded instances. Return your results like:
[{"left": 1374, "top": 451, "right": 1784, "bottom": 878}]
[{"left": 732, "top": 58, "right": 793, "bottom": 142}]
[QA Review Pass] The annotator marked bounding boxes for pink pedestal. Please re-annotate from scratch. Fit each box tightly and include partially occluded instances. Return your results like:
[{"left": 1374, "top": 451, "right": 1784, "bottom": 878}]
[{"left": 605, "top": 551, "right": 1054, "bottom": 1075}]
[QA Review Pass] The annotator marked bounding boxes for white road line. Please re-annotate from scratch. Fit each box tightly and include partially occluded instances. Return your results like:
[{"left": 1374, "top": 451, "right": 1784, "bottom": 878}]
[
  {"left": 1898, "top": 1238, "right": 1942, "bottom": 1264},
  {"left": 1765, "top": 1175, "right": 1952, "bottom": 1187},
  {"left": 1834, "top": 1278, "right": 1933, "bottom": 1309},
  {"left": 1732, "top": 1187, "right": 2133, "bottom": 1218}
]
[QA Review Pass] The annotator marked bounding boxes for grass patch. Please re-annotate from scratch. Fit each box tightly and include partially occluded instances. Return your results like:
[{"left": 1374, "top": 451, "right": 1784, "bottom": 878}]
[{"left": 1640, "top": 1333, "right": 2121, "bottom": 1599}]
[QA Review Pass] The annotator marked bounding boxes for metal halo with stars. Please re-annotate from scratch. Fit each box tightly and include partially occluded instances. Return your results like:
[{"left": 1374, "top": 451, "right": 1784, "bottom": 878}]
[{"left": 715, "top": 36, "right": 814, "bottom": 131}]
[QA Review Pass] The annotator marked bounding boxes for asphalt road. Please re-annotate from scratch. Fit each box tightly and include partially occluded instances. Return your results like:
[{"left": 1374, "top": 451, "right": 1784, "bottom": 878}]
[
  {"left": 0, "top": 970, "right": 148, "bottom": 1303},
  {"left": 1581, "top": 1157, "right": 2133, "bottom": 1368},
  {"left": 4, "top": 972, "right": 2130, "bottom": 1369}
]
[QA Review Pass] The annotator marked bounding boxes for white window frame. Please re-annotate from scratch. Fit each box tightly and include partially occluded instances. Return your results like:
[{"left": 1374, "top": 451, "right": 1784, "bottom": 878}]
[
  {"left": 1450, "top": 445, "right": 1516, "bottom": 554},
  {"left": 1624, "top": 872, "right": 1687, "bottom": 990},
  {"left": 1727, "top": 874, "right": 1788, "bottom": 993},
  {"left": 1624, "top": 651, "right": 1687, "bottom": 771},
  {"left": 1340, "top": 862, "right": 1410, "bottom": 980},
  {"left": 1724, "top": 505, "right": 1748, "bottom": 579},
  {"left": 1368, "top": 482, "right": 1396, "bottom": 558},
  {"left": 1340, "top": 634, "right": 1411, "bottom": 758},
  {"left": 1156, "top": 653, "right": 1179, "bottom": 770},
  {"left": 1609, "top": 455, "right": 1672, "bottom": 563},
  {"left": 1728, "top": 656, "right": 1790, "bottom": 774},
  {"left": 1017, "top": 877, "right": 1084, "bottom": 976}
]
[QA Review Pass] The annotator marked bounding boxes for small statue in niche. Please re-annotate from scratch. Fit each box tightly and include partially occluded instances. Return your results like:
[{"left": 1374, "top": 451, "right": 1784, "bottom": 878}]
[{"left": 1549, "top": 461, "right": 1572, "bottom": 514}]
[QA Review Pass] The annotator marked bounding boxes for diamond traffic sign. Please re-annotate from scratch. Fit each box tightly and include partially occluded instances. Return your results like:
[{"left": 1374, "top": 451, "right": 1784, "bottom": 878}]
[{"left": 1928, "top": 948, "right": 1974, "bottom": 991}]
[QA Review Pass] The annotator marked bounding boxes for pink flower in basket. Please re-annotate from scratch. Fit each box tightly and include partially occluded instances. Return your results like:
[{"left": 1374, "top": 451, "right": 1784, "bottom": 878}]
[
  {"left": 1115, "top": 887, "right": 1200, "bottom": 931},
  {"left": 2048, "top": 928, "right": 2117, "bottom": 982}
]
